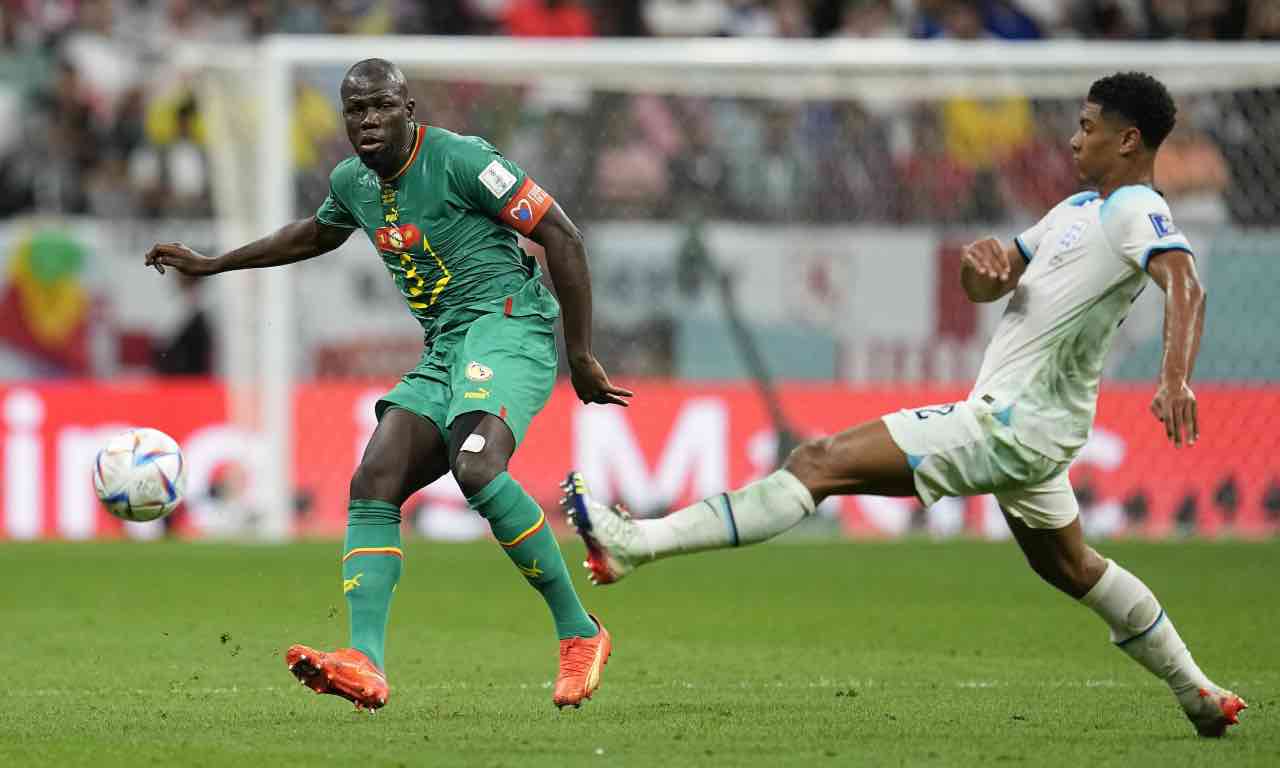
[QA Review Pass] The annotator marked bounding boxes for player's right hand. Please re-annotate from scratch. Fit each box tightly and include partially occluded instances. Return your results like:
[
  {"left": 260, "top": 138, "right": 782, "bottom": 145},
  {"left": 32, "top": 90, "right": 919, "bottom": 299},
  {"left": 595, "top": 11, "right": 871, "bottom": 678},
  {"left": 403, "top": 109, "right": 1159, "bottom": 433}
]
[
  {"left": 962, "top": 237, "right": 1011, "bottom": 281},
  {"left": 144, "top": 242, "right": 220, "bottom": 277}
]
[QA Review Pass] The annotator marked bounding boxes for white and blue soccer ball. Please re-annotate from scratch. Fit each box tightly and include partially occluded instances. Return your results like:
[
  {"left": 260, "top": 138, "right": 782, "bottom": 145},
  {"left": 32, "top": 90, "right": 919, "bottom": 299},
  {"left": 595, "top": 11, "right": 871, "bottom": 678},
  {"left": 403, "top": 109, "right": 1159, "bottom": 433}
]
[{"left": 92, "top": 428, "right": 186, "bottom": 522}]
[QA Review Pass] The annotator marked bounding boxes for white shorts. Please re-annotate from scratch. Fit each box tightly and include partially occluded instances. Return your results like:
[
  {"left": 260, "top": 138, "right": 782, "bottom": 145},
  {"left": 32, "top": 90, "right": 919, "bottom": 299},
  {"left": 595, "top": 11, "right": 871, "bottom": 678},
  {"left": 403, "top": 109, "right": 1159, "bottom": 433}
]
[{"left": 881, "top": 400, "right": 1078, "bottom": 530}]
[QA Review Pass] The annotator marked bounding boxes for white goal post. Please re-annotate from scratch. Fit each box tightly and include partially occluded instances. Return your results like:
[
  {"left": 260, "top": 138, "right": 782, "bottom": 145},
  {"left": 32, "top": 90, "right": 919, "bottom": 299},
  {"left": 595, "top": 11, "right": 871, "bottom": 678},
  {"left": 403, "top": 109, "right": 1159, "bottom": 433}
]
[{"left": 186, "top": 36, "right": 1280, "bottom": 540}]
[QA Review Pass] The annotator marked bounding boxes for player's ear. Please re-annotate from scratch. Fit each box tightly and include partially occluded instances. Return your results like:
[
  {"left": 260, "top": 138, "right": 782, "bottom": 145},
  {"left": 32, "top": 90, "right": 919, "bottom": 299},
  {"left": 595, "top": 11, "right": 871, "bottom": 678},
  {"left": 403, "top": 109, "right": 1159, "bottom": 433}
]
[
  {"left": 405, "top": 98, "right": 415, "bottom": 121},
  {"left": 1119, "top": 125, "right": 1142, "bottom": 157}
]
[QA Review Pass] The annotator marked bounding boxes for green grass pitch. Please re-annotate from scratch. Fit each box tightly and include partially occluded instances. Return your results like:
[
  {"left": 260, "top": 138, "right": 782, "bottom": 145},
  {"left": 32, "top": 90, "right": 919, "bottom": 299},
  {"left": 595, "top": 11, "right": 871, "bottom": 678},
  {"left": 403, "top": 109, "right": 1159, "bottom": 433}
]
[{"left": 1, "top": 538, "right": 1275, "bottom": 767}]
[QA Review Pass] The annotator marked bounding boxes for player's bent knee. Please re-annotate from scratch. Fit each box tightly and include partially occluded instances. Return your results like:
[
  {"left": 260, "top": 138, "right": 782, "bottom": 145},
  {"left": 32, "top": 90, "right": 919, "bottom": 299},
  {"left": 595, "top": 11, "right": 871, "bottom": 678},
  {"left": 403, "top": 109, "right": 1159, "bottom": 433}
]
[
  {"left": 451, "top": 451, "right": 506, "bottom": 498},
  {"left": 783, "top": 437, "right": 834, "bottom": 485},
  {"left": 349, "top": 461, "right": 401, "bottom": 504},
  {"left": 1025, "top": 550, "right": 1101, "bottom": 598}
]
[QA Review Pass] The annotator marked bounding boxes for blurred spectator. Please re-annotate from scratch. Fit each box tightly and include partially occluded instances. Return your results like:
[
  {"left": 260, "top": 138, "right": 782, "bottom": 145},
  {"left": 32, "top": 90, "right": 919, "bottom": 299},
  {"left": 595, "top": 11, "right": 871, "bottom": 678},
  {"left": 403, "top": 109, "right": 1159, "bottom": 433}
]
[
  {"left": 61, "top": 0, "right": 140, "bottom": 115},
  {"left": 1155, "top": 128, "right": 1230, "bottom": 220},
  {"left": 507, "top": 102, "right": 593, "bottom": 214},
  {"left": 830, "top": 0, "right": 907, "bottom": 37},
  {"left": 722, "top": 0, "right": 812, "bottom": 36},
  {"left": 1145, "top": 0, "right": 1250, "bottom": 39},
  {"left": 942, "top": 95, "right": 1033, "bottom": 170},
  {"left": 998, "top": 104, "right": 1077, "bottom": 218},
  {"left": 1072, "top": 0, "right": 1144, "bottom": 38},
  {"left": 593, "top": 1, "right": 647, "bottom": 36},
  {"left": 728, "top": 104, "right": 816, "bottom": 220},
  {"left": 643, "top": 0, "right": 728, "bottom": 35},
  {"left": 813, "top": 101, "right": 897, "bottom": 222},
  {"left": 503, "top": 0, "right": 596, "bottom": 36},
  {"left": 291, "top": 80, "right": 347, "bottom": 213},
  {"left": 590, "top": 96, "right": 671, "bottom": 217},
  {"left": 153, "top": 274, "right": 214, "bottom": 376},
  {"left": 276, "top": 0, "right": 331, "bottom": 33},
  {"left": 129, "top": 96, "right": 210, "bottom": 218},
  {"left": 896, "top": 106, "right": 978, "bottom": 223},
  {"left": 43, "top": 57, "right": 101, "bottom": 213},
  {"left": 913, "top": 0, "right": 1043, "bottom": 39},
  {"left": 667, "top": 98, "right": 733, "bottom": 215},
  {"left": 1245, "top": 0, "right": 1280, "bottom": 38}
]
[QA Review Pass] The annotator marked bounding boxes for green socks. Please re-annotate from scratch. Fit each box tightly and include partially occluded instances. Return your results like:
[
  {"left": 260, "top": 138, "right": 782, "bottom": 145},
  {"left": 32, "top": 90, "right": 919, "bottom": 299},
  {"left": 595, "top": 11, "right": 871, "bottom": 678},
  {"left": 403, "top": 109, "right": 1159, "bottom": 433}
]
[
  {"left": 468, "top": 472, "right": 597, "bottom": 639},
  {"left": 342, "top": 499, "right": 403, "bottom": 670}
]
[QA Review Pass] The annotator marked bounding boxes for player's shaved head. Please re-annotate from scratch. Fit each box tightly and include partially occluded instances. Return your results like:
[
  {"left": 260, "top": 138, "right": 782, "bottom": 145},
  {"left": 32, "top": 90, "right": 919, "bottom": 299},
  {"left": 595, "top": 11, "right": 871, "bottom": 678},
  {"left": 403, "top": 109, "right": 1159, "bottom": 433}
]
[{"left": 342, "top": 58, "right": 408, "bottom": 97}]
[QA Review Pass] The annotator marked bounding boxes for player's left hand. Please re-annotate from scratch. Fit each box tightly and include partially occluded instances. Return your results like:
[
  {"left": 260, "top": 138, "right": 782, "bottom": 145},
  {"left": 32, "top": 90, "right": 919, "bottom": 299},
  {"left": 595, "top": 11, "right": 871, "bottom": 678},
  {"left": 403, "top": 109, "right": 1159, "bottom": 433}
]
[
  {"left": 1151, "top": 379, "right": 1198, "bottom": 447},
  {"left": 569, "top": 355, "right": 634, "bottom": 407}
]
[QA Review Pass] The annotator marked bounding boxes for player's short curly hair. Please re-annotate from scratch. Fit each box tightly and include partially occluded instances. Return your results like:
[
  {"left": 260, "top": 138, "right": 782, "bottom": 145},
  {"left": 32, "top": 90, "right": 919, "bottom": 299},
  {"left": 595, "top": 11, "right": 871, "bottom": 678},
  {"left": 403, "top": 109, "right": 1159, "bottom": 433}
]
[{"left": 1087, "top": 72, "right": 1177, "bottom": 150}]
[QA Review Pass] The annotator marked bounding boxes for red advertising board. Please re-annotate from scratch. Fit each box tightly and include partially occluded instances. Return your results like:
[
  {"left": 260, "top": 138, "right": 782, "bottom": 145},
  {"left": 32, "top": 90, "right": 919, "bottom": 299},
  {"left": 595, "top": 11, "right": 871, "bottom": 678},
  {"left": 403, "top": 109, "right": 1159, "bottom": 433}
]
[{"left": 1, "top": 380, "right": 1276, "bottom": 540}]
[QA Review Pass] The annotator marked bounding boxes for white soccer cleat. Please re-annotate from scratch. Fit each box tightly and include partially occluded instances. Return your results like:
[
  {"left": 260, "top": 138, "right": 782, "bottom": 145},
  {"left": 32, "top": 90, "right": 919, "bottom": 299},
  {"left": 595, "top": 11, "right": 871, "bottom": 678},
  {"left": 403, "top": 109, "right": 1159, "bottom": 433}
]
[
  {"left": 1181, "top": 685, "right": 1247, "bottom": 738},
  {"left": 561, "top": 471, "right": 647, "bottom": 585}
]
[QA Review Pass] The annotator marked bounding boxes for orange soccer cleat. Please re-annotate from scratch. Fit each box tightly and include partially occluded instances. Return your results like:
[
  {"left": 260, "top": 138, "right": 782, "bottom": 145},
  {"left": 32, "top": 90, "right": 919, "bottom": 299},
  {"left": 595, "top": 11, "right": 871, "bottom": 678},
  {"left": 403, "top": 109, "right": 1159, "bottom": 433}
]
[
  {"left": 285, "top": 645, "right": 389, "bottom": 712},
  {"left": 552, "top": 615, "right": 612, "bottom": 709},
  {"left": 1187, "top": 686, "right": 1248, "bottom": 738}
]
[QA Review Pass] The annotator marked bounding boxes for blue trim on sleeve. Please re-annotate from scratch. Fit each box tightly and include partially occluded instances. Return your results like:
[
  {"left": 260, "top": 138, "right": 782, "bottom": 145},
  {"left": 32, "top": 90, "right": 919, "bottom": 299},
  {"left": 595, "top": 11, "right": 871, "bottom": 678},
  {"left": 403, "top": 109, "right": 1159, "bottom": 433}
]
[
  {"left": 1013, "top": 236, "right": 1033, "bottom": 264},
  {"left": 907, "top": 454, "right": 924, "bottom": 470},
  {"left": 1065, "top": 191, "right": 1100, "bottom": 207},
  {"left": 1141, "top": 245, "right": 1195, "bottom": 272}
]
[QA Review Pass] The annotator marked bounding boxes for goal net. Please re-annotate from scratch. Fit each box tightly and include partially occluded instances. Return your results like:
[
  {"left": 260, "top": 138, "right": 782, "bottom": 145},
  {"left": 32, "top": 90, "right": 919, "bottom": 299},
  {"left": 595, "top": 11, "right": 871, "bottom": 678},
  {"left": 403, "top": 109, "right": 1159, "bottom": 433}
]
[{"left": 192, "top": 37, "right": 1280, "bottom": 540}]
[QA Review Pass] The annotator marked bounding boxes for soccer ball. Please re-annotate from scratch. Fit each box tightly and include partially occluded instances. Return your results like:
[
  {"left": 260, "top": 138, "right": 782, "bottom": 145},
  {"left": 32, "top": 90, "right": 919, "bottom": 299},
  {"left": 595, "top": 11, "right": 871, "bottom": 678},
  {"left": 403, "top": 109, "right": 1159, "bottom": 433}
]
[{"left": 92, "top": 428, "right": 186, "bottom": 522}]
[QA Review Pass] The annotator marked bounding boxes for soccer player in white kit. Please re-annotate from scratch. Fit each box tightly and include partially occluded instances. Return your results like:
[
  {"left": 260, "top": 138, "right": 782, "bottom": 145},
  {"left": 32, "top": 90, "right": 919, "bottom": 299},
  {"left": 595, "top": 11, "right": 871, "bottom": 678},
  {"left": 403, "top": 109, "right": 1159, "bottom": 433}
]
[{"left": 562, "top": 72, "right": 1247, "bottom": 737}]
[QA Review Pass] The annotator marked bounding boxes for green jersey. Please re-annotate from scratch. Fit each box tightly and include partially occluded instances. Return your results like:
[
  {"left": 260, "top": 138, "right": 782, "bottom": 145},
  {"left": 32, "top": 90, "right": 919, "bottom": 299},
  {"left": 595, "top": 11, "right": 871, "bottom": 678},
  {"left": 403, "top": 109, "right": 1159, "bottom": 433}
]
[{"left": 315, "top": 124, "right": 558, "bottom": 338}]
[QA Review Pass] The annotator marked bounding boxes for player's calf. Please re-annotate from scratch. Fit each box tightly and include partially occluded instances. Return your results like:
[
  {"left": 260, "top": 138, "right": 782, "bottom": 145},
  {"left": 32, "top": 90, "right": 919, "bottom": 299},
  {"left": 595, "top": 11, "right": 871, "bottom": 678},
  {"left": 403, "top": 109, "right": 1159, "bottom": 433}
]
[{"left": 562, "top": 468, "right": 816, "bottom": 585}]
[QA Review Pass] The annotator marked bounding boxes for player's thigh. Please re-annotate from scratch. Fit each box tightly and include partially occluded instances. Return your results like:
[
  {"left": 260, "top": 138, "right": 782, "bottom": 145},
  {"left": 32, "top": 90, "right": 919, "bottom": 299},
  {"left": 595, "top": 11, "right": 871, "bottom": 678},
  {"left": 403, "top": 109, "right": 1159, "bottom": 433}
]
[
  {"left": 785, "top": 418, "right": 917, "bottom": 500},
  {"left": 880, "top": 400, "right": 991, "bottom": 506},
  {"left": 354, "top": 403, "right": 451, "bottom": 504},
  {"left": 445, "top": 312, "right": 557, "bottom": 448}
]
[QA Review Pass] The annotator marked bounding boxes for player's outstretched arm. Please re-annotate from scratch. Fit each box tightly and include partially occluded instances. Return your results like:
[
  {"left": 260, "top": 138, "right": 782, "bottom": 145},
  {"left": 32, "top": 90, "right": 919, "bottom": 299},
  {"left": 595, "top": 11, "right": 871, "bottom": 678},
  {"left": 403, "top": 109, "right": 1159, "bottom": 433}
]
[
  {"left": 1147, "top": 249, "right": 1206, "bottom": 448},
  {"left": 144, "top": 217, "right": 352, "bottom": 277},
  {"left": 960, "top": 237, "right": 1025, "bottom": 303},
  {"left": 529, "top": 204, "right": 633, "bottom": 408}
]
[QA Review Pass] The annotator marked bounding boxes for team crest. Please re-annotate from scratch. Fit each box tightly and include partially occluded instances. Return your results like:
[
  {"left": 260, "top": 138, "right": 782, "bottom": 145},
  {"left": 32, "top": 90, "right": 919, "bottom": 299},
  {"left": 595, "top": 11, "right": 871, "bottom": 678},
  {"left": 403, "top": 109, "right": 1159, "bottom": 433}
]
[
  {"left": 374, "top": 224, "right": 422, "bottom": 252},
  {"left": 466, "top": 361, "right": 493, "bottom": 382}
]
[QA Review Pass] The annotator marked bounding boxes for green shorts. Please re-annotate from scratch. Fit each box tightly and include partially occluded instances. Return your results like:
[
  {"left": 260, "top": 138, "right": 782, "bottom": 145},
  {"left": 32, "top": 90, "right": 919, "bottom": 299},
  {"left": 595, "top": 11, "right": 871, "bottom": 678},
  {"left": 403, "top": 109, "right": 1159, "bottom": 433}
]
[{"left": 376, "top": 311, "right": 557, "bottom": 447}]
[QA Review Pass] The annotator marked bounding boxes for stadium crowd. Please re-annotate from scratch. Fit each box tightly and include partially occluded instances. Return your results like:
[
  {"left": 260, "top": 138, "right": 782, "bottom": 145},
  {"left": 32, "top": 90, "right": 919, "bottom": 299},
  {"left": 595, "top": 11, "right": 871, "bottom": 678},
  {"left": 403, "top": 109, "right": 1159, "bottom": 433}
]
[{"left": 0, "top": 0, "right": 1276, "bottom": 226}]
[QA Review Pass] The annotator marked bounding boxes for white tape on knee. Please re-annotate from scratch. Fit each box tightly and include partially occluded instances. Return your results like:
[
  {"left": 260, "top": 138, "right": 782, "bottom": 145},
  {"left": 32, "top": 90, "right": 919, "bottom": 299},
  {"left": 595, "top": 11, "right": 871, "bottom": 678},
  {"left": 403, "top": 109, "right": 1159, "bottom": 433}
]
[{"left": 460, "top": 433, "right": 487, "bottom": 454}]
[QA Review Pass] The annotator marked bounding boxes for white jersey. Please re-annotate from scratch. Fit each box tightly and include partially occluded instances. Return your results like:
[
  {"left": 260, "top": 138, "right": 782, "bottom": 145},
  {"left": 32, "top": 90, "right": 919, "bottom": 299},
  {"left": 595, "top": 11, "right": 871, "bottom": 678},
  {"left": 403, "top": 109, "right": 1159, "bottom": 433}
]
[{"left": 969, "top": 185, "right": 1193, "bottom": 461}]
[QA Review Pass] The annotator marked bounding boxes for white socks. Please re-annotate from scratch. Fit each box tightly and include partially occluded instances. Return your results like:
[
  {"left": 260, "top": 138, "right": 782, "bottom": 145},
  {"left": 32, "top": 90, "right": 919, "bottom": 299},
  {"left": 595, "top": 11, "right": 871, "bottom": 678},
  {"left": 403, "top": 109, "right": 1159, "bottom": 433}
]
[
  {"left": 634, "top": 470, "right": 816, "bottom": 561},
  {"left": 1081, "top": 559, "right": 1213, "bottom": 707}
]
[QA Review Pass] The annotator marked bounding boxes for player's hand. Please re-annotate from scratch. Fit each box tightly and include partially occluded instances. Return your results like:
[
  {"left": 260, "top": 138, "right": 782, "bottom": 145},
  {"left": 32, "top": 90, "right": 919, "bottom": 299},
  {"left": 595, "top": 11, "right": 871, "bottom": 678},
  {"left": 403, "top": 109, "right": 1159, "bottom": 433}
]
[
  {"left": 144, "top": 242, "right": 221, "bottom": 277},
  {"left": 962, "top": 237, "right": 1012, "bottom": 282},
  {"left": 1151, "top": 379, "right": 1198, "bottom": 448},
  {"left": 569, "top": 354, "right": 634, "bottom": 407}
]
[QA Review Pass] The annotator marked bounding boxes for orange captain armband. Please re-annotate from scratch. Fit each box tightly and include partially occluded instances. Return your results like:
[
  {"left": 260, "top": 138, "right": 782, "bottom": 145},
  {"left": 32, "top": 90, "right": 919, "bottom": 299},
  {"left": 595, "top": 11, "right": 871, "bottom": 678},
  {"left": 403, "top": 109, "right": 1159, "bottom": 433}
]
[{"left": 498, "top": 177, "right": 554, "bottom": 235}]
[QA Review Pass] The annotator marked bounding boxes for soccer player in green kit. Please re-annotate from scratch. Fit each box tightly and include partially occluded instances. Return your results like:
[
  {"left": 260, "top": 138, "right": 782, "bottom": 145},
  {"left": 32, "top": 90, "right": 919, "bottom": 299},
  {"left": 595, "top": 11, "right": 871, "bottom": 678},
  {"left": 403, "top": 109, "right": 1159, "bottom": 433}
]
[{"left": 143, "top": 59, "right": 632, "bottom": 711}]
